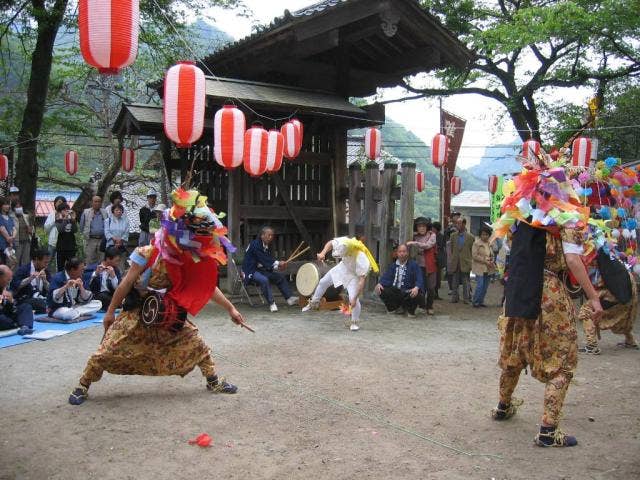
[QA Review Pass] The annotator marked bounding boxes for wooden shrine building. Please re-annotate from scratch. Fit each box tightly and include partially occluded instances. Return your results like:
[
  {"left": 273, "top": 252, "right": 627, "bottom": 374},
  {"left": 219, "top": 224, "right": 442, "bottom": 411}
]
[{"left": 112, "top": 0, "right": 471, "bottom": 284}]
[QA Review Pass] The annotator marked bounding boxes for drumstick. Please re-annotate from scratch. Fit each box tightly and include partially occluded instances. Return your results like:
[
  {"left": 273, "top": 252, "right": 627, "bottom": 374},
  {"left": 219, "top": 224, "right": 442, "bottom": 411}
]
[
  {"left": 287, "top": 246, "right": 311, "bottom": 262},
  {"left": 287, "top": 241, "right": 306, "bottom": 262},
  {"left": 239, "top": 320, "right": 255, "bottom": 333}
]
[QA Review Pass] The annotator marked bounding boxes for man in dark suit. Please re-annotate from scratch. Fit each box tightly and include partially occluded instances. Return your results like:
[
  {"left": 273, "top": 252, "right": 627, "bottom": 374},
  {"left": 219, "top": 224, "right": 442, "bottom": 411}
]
[
  {"left": 241, "top": 226, "right": 298, "bottom": 312},
  {"left": 83, "top": 246, "right": 123, "bottom": 311},
  {"left": 47, "top": 257, "right": 101, "bottom": 321},
  {"left": 374, "top": 244, "right": 425, "bottom": 317},
  {"left": 0, "top": 265, "right": 34, "bottom": 335},
  {"left": 11, "top": 248, "right": 51, "bottom": 314}
]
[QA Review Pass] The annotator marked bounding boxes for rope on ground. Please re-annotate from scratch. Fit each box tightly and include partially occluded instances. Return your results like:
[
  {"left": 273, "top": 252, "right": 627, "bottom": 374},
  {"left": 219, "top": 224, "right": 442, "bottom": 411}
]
[{"left": 216, "top": 353, "right": 503, "bottom": 460}]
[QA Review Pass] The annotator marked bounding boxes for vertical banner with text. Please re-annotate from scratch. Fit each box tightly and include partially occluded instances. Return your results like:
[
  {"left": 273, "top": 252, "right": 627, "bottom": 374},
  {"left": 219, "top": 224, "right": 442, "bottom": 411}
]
[{"left": 440, "top": 110, "right": 466, "bottom": 225}]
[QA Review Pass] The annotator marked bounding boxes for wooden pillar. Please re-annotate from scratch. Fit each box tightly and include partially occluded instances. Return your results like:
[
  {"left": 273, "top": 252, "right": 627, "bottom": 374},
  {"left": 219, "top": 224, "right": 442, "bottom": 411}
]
[
  {"left": 348, "top": 164, "right": 361, "bottom": 237},
  {"left": 399, "top": 162, "right": 416, "bottom": 244},
  {"left": 332, "top": 129, "right": 348, "bottom": 235},
  {"left": 377, "top": 163, "right": 396, "bottom": 273},
  {"left": 363, "top": 162, "right": 378, "bottom": 290},
  {"left": 225, "top": 168, "right": 242, "bottom": 292}
]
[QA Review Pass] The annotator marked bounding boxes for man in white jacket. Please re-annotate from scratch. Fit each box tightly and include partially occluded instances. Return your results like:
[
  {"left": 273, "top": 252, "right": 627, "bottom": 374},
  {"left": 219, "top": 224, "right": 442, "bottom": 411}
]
[{"left": 44, "top": 195, "right": 67, "bottom": 271}]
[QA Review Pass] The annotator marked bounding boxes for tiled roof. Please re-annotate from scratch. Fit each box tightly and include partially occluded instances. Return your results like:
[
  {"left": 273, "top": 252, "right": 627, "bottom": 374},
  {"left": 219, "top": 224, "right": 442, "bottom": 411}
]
[
  {"left": 451, "top": 190, "right": 491, "bottom": 208},
  {"left": 292, "top": 0, "right": 350, "bottom": 17},
  {"left": 35, "top": 200, "right": 75, "bottom": 217}
]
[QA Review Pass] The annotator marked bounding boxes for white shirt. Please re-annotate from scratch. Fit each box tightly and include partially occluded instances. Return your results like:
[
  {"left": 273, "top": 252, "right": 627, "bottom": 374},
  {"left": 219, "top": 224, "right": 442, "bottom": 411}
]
[
  {"left": 327, "top": 237, "right": 371, "bottom": 288},
  {"left": 92, "top": 265, "right": 119, "bottom": 293},
  {"left": 53, "top": 272, "right": 92, "bottom": 305}
]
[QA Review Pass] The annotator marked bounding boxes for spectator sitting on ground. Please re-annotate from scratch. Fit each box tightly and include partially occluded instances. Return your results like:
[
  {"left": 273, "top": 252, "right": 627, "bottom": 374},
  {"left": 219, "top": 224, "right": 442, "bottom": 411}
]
[
  {"left": 83, "top": 247, "right": 122, "bottom": 311},
  {"left": 374, "top": 243, "right": 425, "bottom": 317},
  {"left": 0, "top": 265, "right": 34, "bottom": 335},
  {"left": 11, "top": 248, "right": 51, "bottom": 314},
  {"left": 47, "top": 257, "right": 102, "bottom": 321}
]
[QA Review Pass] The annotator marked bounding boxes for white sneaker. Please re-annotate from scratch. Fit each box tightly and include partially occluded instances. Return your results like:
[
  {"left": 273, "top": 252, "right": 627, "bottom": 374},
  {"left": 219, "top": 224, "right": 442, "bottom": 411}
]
[
  {"left": 301, "top": 301, "right": 318, "bottom": 312},
  {"left": 286, "top": 296, "right": 299, "bottom": 306},
  {"left": 350, "top": 323, "right": 360, "bottom": 331},
  {"left": 269, "top": 303, "right": 278, "bottom": 312}
]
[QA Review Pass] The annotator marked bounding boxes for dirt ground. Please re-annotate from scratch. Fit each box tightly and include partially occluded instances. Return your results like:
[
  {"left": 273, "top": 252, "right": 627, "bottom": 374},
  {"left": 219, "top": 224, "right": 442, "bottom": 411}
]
[{"left": 1, "top": 282, "right": 639, "bottom": 480}]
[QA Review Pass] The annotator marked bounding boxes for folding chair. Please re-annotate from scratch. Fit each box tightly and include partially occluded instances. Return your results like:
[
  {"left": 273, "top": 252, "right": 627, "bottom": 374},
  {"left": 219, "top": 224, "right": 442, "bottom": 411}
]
[{"left": 229, "top": 256, "right": 266, "bottom": 307}]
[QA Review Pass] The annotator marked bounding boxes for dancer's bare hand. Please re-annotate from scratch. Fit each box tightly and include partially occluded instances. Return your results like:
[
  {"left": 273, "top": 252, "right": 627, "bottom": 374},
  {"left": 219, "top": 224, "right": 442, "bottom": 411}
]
[
  {"left": 589, "top": 297, "right": 603, "bottom": 324},
  {"left": 103, "top": 312, "right": 115, "bottom": 332},
  {"left": 229, "top": 307, "right": 244, "bottom": 326},
  {"left": 374, "top": 283, "right": 383, "bottom": 295},
  {"left": 316, "top": 253, "right": 325, "bottom": 262}
]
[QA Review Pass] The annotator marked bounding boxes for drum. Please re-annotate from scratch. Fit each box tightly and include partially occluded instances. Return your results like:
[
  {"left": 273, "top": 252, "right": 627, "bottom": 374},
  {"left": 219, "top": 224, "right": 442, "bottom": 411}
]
[{"left": 296, "top": 262, "right": 342, "bottom": 301}]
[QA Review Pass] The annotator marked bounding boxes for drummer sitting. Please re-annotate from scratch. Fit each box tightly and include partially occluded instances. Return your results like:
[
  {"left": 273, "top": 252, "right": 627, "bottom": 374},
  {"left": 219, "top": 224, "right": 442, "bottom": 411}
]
[
  {"left": 374, "top": 244, "right": 425, "bottom": 317},
  {"left": 242, "top": 226, "right": 299, "bottom": 312}
]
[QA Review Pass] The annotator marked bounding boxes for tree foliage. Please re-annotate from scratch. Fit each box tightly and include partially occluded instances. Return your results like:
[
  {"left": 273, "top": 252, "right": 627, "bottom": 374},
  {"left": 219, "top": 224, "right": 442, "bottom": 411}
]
[{"left": 404, "top": 0, "right": 640, "bottom": 142}]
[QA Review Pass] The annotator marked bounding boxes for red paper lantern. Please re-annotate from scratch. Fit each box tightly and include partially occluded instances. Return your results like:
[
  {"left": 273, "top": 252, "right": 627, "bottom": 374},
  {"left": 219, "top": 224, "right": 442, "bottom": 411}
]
[
  {"left": 214, "top": 104, "right": 245, "bottom": 169},
  {"left": 522, "top": 139, "right": 540, "bottom": 159},
  {"left": 364, "top": 127, "right": 381, "bottom": 160},
  {"left": 79, "top": 0, "right": 139, "bottom": 74},
  {"left": 572, "top": 137, "right": 592, "bottom": 167},
  {"left": 450, "top": 175, "right": 461, "bottom": 196},
  {"left": 488, "top": 175, "right": 498, "bottom": 194},
  {"left": 0, "top": 154, "right": 7, "bottom": 181},
  {"left": 281, "top": 121, "right": 301, "bottom": 160},
  {"left": 431, "top": 133, "right": 449, "bottom": 168},
  {"left": 243, "top": 125, "right": 268, "bottom": 177},
  {"left": 549, "top": 146, "right": 560, "bottom": 161},
  {"left": 265, "top": 130, "right": 284, "bottom": 174},
  {"left": 65, "top": 150, "right": 79, "bottom": 176},
  {"left": 416, "top": 171, "right": 425, "bottom": 193},
  {"left": 121, "top": 148, "right": 135, "bottom": 172},
  {"left": 163, "top": 61, "right": 205, "bottom": 148},
  {"left": 291, "top": 118, "right": 303, "bottom": 152}
]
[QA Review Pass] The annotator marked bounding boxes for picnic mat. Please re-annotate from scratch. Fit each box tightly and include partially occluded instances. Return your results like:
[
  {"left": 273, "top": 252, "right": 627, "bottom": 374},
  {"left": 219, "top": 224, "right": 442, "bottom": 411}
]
[
  {"left": 0, "top": 311, "right": 105, "bottom": 349},
  {"left": 38, "top": 314, "right": 96, "bottom": 324}
]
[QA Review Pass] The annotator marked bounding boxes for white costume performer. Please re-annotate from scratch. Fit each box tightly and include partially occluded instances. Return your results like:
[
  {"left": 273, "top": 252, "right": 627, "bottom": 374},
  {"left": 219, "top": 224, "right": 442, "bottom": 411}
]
[{"left": 302, "top": 237, "right": 378, "bottom": 331}]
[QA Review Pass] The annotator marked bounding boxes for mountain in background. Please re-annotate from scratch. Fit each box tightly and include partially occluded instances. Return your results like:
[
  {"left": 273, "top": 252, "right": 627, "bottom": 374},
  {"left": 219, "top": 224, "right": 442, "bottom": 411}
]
[
  {"left": 351, "top": 118, "right": 485, "bottom": 220},
  {"left": 467, "top": 141, "right": 521, "bottom": 180}
]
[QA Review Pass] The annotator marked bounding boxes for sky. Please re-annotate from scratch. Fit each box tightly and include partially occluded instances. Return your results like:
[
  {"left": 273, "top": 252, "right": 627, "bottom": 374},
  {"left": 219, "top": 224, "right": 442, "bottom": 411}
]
[{"left": 206, "top": 0, "right": 591, "bottom": 169}]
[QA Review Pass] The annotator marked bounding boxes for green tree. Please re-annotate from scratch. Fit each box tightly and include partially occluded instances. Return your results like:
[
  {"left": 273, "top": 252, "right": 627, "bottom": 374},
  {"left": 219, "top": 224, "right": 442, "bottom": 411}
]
[
  {"left": 0, "top": 0, "right": 244, "bottom": 210},
  {"left": 400, "top": 0, "right": 640, "bottom": 142}
]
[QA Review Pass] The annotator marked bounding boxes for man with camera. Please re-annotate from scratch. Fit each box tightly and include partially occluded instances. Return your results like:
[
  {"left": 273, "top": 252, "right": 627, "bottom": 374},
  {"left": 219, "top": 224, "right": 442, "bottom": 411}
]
[
  {"left": 0, "top": 265, "right": 34, "bottom": 335},
  {"left": 83, "top": 247, "right": 122, "bottom": 311},
  {"left": 48, "top": 258, "right": 101, "bottom": 321}
]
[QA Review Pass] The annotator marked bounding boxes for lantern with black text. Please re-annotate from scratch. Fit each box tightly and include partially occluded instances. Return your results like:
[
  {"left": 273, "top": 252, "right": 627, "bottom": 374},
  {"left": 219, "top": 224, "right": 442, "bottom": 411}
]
[
  {"left": 163, "top": 61, "right": 205, "bottom": 148},
  {"left": 450, "top": 175, "right": 461, "bottom": 196},
  {"left": 214, "top": 104, "right": 245, "bottom": 169},
  {"left": 266, "top": 130, "right": 284, "bottom": 174},
  {"left": 431, "top": 133, "right": 449, "bottom": 168},
  {"left": 79, "top": 0, "right": 139, "bottom": 74},
  {"left": 121, "top": 148, "right": 135, "bottom": 172},
  {"left": 0, "top": 154, "right": 7, "bottom": 181},
  {"left": 488, "top": 175, "right": 498, "bottom": 194},
  {"left": 522, "top": 139, "right": 540, "bottom": 159},
  {"left": 65, "top": 150, "right": 79, "bottom": 176},
  {"left": 364, "top": 127, "right": 381, "bottom": 160},
  {"left": 572, "top": 137, "right": 592, "bottom": 167},
  {"left": 281, "top": 121, "right": 301, "bottom": 160},
  {"left": 416, "top": 171, "right": 425, "bottom": 193},
  {"left": 243, "top": 125, "right": 268, "bottom": 177}
]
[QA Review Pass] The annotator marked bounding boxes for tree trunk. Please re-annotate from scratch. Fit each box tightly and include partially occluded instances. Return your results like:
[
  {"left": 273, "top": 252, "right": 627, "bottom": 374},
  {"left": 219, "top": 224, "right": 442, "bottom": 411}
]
[
  {"left": 15, "top": 0, "right": 68, "bottom": 211},
  {"left": 506, "top": 99, "right": 542, "bottom": 143},
  {"left": 71, "top": 149, "right": 122, "bottom": 216}
]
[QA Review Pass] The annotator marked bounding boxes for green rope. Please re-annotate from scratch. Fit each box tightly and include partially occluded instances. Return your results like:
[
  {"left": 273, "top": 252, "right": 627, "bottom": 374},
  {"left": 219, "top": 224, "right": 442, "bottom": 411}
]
[{"left": 217, "top": 353, "right": 503, "bottom": 459}]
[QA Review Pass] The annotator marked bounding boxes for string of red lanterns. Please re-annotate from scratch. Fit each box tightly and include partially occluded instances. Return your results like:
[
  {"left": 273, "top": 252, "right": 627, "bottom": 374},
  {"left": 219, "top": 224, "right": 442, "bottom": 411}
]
[
  {"left": 121, "top": 148, "right": 135, "bottom": 172},
  {"left": 364, "top": 127, "right": 381, "bottom": 160},
  {"left": 431, "top": 133, "right": 448, "bottom": 168},
  {"left": 572, "top": 137, "right": 592, "bottom": 167},
  {"left": 450, "top": 176, "right": 461, "bottom": 196},
  {"left": 243, "top": 124, "right": 269, "bottom": 177},
  {"left": 0, "top": 154, "right": 8, "bottom": 181},
  {"left": 416, "top": 171, "right": 425, "bottom": 193},
  {"left": 65, "top": 150, "right": 79, "bottom": 176}
]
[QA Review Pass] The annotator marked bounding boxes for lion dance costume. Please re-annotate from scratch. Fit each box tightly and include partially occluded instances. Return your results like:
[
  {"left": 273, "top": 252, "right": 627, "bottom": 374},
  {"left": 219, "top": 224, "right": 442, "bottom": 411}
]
[{"left": 69, "top": 188, "right": 240, "bottom": 405}]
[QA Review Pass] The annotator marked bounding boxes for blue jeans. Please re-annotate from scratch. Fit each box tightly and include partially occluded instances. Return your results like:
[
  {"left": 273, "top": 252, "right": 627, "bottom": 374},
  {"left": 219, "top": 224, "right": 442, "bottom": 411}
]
[
  {"left": 473, "top": 273, "right": 489, "bottom": 306},
  {"left": 248, "top": 270, "right": 293, "bottom": 304}
]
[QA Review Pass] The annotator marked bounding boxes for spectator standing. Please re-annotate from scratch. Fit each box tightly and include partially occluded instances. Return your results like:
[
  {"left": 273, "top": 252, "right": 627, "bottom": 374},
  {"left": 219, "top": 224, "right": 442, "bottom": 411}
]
[
  {"left": 0, "top": 265, "right": 34, "bottom": 335},
  {"left": 83, "top": 246, "right": 122, "bottom": 311},
  {"left": 138, "top": 189, "right": 158, "bottom": 246},
  {"left": 407, "top": 217, "right": 437, "bottom": 315},
  {"left": 11, "top": 248, "right": 51, "bottom": 314},
  {"left": 0, "top": 197, "right": 16, "bottom": 265},
  {"left": 375, "top": 243, "right": 424, "bottom": 317},
  {"left": 104, "top": 204, "right": 129, "bottom": 272},
  {"left": 13, "top": 201, "right": 34, "bottom": 267},
  {"left": 44, "top": 195, "right": 67, "bottom": 271},
  {"left": 55, "top": 202, "right": 78, "bottom": 272},
  {"left": 105, "top": 191, "right": 123, "bottom": 218},
  {"left": 149, "top": 203, "right": 166, "bottom": 235},
  {"left": 80, "top": 195, "right": 108, "bottom": 265},
  {"left": 449, "top": 217, "right": 475, "bottom": 304},
  {"left": 471, "top": 226, "right": 494, "bottom": 307},
  {"left": 432, "top": 221, "right": 446, "bottom": 300},
  {"left": 444, "top": 211, "right": 461, "bottom": 293},
  {"left": 47, "top": 257, "right": 101, "bottom": 321}
]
